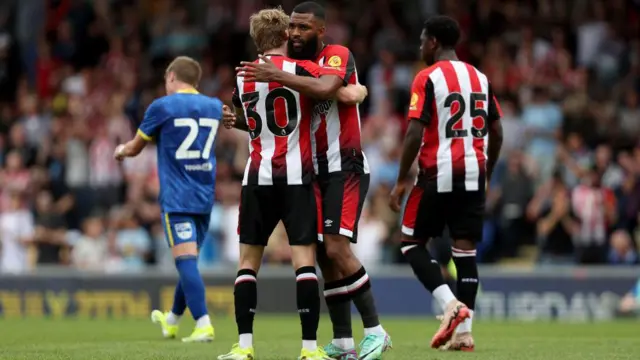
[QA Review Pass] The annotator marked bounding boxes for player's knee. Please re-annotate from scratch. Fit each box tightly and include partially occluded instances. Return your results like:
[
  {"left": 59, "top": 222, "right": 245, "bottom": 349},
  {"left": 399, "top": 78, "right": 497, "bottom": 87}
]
[
  {"left": 319, "top": 259, "right": 342, "bottom": 281},
  {"left": 239, "top": 244, "right": 264, "bottom": 272},
  {"left": 323, "top": 234, "right": 353, "bottom": 262},
  {"left": 171, "top": 242, "right": 198, "bottom": 258},
  {"left": 291, "top": 244, "right": 316, "bottom": 269}
]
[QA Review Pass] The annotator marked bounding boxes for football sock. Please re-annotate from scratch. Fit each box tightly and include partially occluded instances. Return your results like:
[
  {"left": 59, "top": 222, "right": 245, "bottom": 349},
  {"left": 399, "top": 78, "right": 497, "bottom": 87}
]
[
  {"left": 175, "top": 255, "right": 208, "bottom": 322},
  {"left": 170, "top": 281, "right": 186, "bottom": 320},
  {"left": 347, "top": 267, "right": 383, "bottom": 331},
  {"left": 452, "top": 247, "right": 479, "bottom": 332},
  {"left": 457, "top": 309, "right": 474, "bottom": 333},
  {"left": 234, "top": 269, "right": 257, "bottom": 348},
  {"left": 195, "top": 315, "right": 211, "bottom": 328},
  {"left": 332, "top": 337, "right": 355, "bottom": 350},
  {"left": 296, "top": 266, "right": 320, "bottom": 350},
  {"left": 324, "top": 280, "right": 353, "bottom": 341},
  {"left": 401, "top": 244, "right": 456, "bottom": 310},
  {"left": 166, "top": 312, "right": 181, "bottom": 326}
]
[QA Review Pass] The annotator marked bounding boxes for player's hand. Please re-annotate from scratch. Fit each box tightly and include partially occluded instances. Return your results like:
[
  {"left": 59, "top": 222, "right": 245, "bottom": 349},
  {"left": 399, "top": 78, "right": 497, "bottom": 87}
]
[
  {"left": 222, "top": 105, "right": 236, "bottom": 129},
  {"left": 114, "top": 144, "right": 126, "bottom": 161},
  {"left": 389, "top": 182, "right": 408, "bottom": 212},
  {"left": 236, "top": 55, "right": 280, "bottom": 82},
  {"left": 356, "top": 84, "right": 368, "bottom": 103}
]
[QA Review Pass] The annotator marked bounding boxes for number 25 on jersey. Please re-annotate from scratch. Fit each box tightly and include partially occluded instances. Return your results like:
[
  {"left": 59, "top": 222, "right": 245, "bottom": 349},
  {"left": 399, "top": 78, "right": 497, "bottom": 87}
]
[
  {"left": 174, "top": 118, "right": 220, "bottom": 160},
  {"left": 444, "top": 92, "right": 488, "bottom": 139}
]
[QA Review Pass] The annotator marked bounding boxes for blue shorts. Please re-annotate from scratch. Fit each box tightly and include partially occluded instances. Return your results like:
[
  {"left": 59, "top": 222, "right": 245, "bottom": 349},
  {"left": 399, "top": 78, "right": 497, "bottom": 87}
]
[{"left": 161, "top": 212, "right": 211, "bottom": 248}]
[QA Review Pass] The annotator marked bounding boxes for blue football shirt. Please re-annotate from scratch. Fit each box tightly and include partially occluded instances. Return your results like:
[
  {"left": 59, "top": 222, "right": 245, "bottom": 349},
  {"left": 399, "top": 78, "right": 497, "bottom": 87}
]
[{"left": 137, "top": 89, "right": 222, "bottom": 214}]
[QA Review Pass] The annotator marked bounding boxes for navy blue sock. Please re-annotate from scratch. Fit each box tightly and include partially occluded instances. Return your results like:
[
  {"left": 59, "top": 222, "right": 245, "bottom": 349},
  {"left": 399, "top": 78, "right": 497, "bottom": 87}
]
[
  {"left": 175, "top": 255, "right": 208, "bottom": 320},
  {"left": 171, "top": 281, "right": 187, "bottom": 316}
]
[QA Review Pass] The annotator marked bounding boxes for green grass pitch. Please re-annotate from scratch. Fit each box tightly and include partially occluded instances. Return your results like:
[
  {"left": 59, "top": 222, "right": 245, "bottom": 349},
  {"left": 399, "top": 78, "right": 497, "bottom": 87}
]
[{"left": 0, "top": 316, "right": 638, "bottom": 359}]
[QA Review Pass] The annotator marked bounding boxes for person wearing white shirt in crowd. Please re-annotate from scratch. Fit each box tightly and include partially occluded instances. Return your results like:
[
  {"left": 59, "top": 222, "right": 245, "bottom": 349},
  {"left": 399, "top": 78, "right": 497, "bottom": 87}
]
[
  {"left": 71, "top": 214, "right": 108, "bottom": 271},
  {"left": 0, "top": 191, "right": 35, "bottom": 274}
]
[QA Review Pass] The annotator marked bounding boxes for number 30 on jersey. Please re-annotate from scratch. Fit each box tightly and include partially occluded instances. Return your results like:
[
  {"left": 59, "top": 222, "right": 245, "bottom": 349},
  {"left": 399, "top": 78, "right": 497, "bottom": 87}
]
[{"left": 174, "top": 118, "right": 220, "bottom": 160}]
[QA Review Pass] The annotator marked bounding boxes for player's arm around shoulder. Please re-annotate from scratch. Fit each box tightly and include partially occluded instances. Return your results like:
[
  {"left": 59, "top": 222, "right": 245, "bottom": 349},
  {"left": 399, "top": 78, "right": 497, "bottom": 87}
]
[
  {"left": 237, "top": 55, "right": 343, "bottom": 100},
  {"left": 114, "top": 98, "right": 165, "bottom": 161}
]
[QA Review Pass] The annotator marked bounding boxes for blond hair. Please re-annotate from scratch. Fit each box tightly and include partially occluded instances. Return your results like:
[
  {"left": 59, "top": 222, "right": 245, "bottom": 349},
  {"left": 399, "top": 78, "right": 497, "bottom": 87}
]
[
  {"left": 249, "top": 7, "right": 290, "bottom": 53},
  {"left": 165, "top": 56, "right": 202, "bottom": 87}
]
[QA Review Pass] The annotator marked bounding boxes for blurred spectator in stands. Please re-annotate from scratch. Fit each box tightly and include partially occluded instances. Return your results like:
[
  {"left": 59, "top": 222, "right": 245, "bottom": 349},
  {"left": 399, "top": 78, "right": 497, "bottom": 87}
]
[
  {"left": 354, "top": 203, "right": 388, "bottom": 269},
  {"left": 324, "top": 4, "right": 349, "bottom": 45},
  {"left": 593, "top": 25, "right": 626, "bottom": 87},
  {"left": 490, "top": 151, "right": 534, "bottom": 258},
  {"left": 53, "top": 20, "right": 76, "bottom": 63},
  {"left": 594, "top": 144, "right": 624, "bottom": 190},
  {"left": 522, "top": 86, "right": 562, "bottom": 183},
  {"left": 0, "top": 150, "right": 31, "bottom": 211},
  {"left": 7, "top": 124, "right": 37, "bottom": 167},
  {"left": 19, "top": 94, "right": 49, "bottom": 147},
  {"left": 557, "top": 132, "right": 593, "bottom": 189},
  {"left": 618, "top": 91, "right": 640, "bottom": 143},
  {"left": 497, "top": 97, "right": 524, "bottom": 156},
  {"left": 571, "top": 166, "right": 617, "bottom": 264},
  {"left": 608, "top": 229, "right": 638, "bottom": 265},
  {"left": 112, "top": 207, "right": 152, "bottom": 271},
  {"left": 32, "top": 190, "right": 68, "bottom": 266},
  {"left": 151, "top": 222, "right": 173, "bottom": 269},
  {"left": 89, "top": 124, "right": 123, "bottom": 210},
  {"left": 0, "top": 191, "right": 34, "bottom": 273},
  {"left": 534, "top": 178, "right": 578, "bottom": 265},
  {"left": 368, "top": 47, "right": 412, "bottom": 116},
  {"left": 71, "top": 214, "right": 108, "bottom": 271}
]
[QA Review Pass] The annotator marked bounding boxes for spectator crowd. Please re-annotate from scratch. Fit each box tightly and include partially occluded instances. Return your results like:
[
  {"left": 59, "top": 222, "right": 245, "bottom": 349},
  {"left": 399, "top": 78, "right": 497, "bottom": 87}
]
[{"left": 0, "top": 0, "right": 639, "bottom": 274}]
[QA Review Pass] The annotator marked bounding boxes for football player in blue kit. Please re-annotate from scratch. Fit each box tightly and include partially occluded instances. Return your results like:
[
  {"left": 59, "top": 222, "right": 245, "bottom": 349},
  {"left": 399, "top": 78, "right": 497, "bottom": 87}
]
[{"left": 114, "top": 56, "right": 222, "bottom": 343}]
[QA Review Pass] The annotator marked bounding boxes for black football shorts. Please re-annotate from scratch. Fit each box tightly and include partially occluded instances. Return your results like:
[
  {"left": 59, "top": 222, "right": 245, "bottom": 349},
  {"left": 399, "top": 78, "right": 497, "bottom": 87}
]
[
  {"left": 238, "top": 183, "right": 321, "bottom": 246},
  {"left": 402, "top": 185, "right": 485, "bottom": 242}
]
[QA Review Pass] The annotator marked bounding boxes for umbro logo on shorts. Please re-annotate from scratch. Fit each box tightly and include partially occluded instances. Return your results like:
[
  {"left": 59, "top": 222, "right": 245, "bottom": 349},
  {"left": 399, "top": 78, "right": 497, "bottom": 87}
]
[{"left": 324, "top": 219, "right": 333, "bottom": 227}]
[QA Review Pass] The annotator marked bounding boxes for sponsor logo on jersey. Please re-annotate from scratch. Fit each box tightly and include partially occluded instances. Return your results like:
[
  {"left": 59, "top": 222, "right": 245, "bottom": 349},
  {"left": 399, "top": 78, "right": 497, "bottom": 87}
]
[
  {"left": 410, "top": 92, "right": 419, "bottom": 111},
  {"left": 327, "top": 55, "right": 342, "bottom": 68},
  {"left": 184, "top": 162, "right": 213, "bottom": 171},
  {"left": 175, "top": 222, "right": 193, "bottom": 240},
  {"left": 313, "top": 100, "right": 333, "bottom": 117}
]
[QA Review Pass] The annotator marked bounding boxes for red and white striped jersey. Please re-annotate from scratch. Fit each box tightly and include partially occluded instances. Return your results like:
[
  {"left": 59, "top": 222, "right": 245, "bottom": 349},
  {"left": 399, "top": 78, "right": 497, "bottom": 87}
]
[
  {"left": 233, "top": 55, "right": 334, "bottom": 186},
  {"left": 312, "top": 45, "right": 369, "bottom": 176},
  {"left": 408, "top": 60, "right": 502, "bottom": 193}
]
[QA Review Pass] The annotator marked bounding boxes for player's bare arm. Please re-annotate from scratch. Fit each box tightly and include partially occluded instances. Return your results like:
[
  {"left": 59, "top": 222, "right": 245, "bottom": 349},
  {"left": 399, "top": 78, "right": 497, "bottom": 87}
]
[
  {"left": 336, "top": 83, "right": 367, "bottom": 104},
  {"left": 232, "top": 105, "right": 249, "bottom": 132},
  {"left": 114, "top": 133, "right": 148, "bottom": 161},
  {"left": 486, "top": 114, "right": 503, "bottom": 183},
  {"left": 237, "top": 55, "right": 365, "bottom": 103},
  {"left": 389, "top": 119, "right": 424, "bottom": 212}
]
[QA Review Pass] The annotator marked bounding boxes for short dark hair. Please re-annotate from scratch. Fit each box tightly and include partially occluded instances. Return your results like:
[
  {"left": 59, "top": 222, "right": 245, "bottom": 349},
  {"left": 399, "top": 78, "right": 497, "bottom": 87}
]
[
  {"left": 423, "top": 16, "right": 460, "bottom": 49},
  {"left": 293, "top": 1, "right": 325, "bottom": 20}
]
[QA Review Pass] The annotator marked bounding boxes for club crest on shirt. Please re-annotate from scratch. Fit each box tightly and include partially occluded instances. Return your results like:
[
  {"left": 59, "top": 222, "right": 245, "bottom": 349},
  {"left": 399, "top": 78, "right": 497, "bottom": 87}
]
[
  {"left": 174, "top": 222, "right": 193, "bottom": 240},
  {"left": 410, "top": 92, "right": 419, "bottom": 110},
  {"left": 327, "top": 55, "right": 342, "bottom": 68}
]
